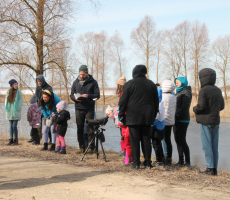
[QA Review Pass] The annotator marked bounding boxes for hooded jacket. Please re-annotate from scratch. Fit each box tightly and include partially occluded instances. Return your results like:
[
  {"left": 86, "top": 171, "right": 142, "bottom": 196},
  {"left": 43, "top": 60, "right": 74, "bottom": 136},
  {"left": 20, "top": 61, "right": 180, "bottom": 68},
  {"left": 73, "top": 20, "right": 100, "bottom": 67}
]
[
  {"left": 175, "top": 77, "right": 192, "bottom": 122},
  {"left": 35, "top": 75, "right": 53, "bottom": 102},
  {"left": 70, "top": 74, "right": 100, "bottom": 110},
  {"left": 118, "top": 65, "right": 159, "bottom": 125},
  {"left": 27, "top": 103, "right": 42, "bottom": 128},
  {"left": 193, "top": 68, "right": 224, "bottom": 125},
  {"left": 53, "top": 110, "right": 70, "bottom": 137},
  {"left": 161, "top": 79, "right": 177, "bottom": 126}
]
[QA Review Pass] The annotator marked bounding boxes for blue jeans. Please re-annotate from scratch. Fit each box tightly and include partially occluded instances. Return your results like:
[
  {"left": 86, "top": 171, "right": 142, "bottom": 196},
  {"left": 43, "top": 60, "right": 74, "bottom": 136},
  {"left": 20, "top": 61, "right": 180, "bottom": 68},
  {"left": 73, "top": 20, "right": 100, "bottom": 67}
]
[
  {"left": 161, "top": 139, "right": 168, "bottom": 157},
  {"left": 200, "top": 124, "right": 219, "bottom": 168},
  {"left": 9, "top": 120, "right": 18, "bottom": 139}
]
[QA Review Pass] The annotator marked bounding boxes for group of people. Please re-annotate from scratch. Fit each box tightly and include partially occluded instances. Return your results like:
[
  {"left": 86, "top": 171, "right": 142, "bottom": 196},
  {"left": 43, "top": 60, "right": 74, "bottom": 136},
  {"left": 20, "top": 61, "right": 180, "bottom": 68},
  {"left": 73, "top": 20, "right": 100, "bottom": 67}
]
[
  {"left": 106, "top": 65, "right": 224, "bottom": 176},
  {"left": 5, "top": 64, "right": 224, "bottom": 176}
]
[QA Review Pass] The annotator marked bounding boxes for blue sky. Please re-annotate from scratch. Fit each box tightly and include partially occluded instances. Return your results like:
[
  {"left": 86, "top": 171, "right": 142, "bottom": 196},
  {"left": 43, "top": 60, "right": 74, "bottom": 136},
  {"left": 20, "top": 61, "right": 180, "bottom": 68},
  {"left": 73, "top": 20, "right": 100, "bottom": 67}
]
[{"left": 70, "top": 0, "right": 230, "bottom": 86}]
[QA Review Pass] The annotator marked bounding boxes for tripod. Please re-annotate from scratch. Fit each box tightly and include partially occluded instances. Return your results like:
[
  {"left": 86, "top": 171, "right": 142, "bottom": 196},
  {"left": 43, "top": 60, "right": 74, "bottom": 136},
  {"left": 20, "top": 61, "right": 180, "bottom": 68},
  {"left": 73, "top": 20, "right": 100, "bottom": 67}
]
[{"left": 80, "top": 125, "right": 107, "bottom": 162}]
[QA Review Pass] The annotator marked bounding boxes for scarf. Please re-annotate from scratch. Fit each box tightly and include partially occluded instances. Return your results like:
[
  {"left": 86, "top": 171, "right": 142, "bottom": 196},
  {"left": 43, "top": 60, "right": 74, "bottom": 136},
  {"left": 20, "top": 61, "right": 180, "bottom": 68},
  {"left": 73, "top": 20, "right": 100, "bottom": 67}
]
[
  {"left": 5, "top": 89, "right": 19, "bottom": 115},
  {"left": 78, "top": 75, "right": 89, "bottom": 86}
]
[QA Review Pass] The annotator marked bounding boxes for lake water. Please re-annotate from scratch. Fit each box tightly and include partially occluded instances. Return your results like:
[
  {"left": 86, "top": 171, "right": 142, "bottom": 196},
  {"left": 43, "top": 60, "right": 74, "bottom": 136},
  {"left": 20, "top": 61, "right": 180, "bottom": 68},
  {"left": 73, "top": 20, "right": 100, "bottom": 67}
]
[{"left": 0, "top": 103, "right": 230, "bottom": 172}]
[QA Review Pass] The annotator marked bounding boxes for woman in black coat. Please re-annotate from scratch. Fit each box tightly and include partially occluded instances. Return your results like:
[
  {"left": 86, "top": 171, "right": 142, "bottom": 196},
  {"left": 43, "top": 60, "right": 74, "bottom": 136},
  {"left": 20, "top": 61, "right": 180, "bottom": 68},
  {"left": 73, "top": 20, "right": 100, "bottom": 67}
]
[
  {"left": 174, "top": 76, "right": 192, "bottom": 166},
  {"left": 119, "top": 65, "right": 159, "bottom": 169}
]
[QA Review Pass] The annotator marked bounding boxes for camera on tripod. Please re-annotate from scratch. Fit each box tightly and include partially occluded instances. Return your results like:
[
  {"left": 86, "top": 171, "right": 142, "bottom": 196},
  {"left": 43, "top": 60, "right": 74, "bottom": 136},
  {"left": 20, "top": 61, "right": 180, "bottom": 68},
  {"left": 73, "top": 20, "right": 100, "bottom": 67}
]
[
  {"left": 81, "top": 116, "right": 108, "bottom": 162},
  {"left": 86, "top": 116, "right": 108, "bottom": 127}
]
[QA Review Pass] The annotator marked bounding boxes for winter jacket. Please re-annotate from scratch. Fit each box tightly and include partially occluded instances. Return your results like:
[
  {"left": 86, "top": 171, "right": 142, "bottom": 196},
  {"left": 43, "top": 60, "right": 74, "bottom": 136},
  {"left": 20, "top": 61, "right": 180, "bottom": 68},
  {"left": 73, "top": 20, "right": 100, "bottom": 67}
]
[
  {"left": 5, "top": 89, "right": 23, "bottom": 121},
  {"left": 70, "top": 74, "right": 100, "bottom": 110},
  {"left": 119, "top": 65, "right": 159, "bottom": 125},
  {"left": 35, "top": 75, "right": 53, "bottom": 102},
  {"left": 53, "top": 110, "right": 70, "bottom": 137},
  {"left": 175, "top": 77, "right": 192, "bottom": 122},
  {"left": 40, "top": 92, "right": 61, "bottom": 118},
  {"left": 193, "top": 68, "right": 225, "bottom": 125},
  {"left": 27, "top": 103, "right": 42, "bottom": 128},
  {"left": 161, "top": 79, "right": 177, "bottom": 126}
]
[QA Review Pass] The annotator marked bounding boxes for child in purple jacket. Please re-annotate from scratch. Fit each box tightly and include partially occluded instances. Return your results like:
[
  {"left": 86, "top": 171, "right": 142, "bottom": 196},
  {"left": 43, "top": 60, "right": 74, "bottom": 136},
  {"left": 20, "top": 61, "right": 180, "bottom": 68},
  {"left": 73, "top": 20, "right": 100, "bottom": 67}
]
[{"left": 27, "top": 95, "right": 42, "bottom": 145}]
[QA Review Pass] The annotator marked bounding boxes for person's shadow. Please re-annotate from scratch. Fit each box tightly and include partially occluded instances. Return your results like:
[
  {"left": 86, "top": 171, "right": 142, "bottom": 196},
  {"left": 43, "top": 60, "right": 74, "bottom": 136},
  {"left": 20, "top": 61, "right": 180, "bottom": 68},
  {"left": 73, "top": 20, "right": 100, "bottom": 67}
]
[{"left": 0, "top": 170, "right": 108, "bottom": 190}]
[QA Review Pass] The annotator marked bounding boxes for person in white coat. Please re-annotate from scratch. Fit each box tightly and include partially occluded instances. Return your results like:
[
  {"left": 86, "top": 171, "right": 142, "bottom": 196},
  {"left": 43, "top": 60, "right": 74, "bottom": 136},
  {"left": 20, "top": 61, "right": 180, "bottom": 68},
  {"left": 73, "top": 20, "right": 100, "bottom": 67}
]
[{"left": 161, "top": 79, "right": 177, "bottom": 165}]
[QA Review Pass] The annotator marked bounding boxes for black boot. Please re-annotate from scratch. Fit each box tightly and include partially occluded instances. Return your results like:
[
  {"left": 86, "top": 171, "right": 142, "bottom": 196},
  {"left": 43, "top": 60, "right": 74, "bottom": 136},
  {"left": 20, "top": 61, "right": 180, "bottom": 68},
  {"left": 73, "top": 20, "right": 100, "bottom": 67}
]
[
  {"left": 48, "top": 143, "right": 55, "bottom": 151},
  {"left": 199, "top": 168, "right": 216, "bottom": 175},
  {"left": 213, "top": 168, "right": 218, "bottom": 176},
  {"left": 166, "top": 157, "right": 172, "bottom": 165},
  {"left": 175, "top": 160, "right": 184, "bottom": 167},
  {"left": 12, "top": 139, "right": 19, "bottom": 145},
  {"left": 27, "top": 138, "right": 33, "bottom": 143},
  {"left": 7, "top": 139, "right": 13, "bottom": 145},
  {"left": 41, "top": 143, "right": 48, "bottom": 151}
]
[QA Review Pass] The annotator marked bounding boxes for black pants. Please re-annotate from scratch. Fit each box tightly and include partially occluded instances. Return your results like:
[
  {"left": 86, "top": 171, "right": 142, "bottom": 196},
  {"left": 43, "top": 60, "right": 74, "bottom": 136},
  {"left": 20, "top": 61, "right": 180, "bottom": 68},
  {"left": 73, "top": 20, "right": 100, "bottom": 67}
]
[
  {"left": 151, "top": 126, "right": 164, "bottom": 162},
  {"left": 31, "top": 128, "right": 40, "bottom": 144},
  {"left": 75, "top": 109, "right": 94, "bottom": 149},
  {"left": 173, "top": 122, "right": 190, "bottom": 163},
  {"left": 128, "top": 125, "right": 152, "bottom": 166},
  {"left": 164, "top": 125, "right": 173, "bottom": 158}
]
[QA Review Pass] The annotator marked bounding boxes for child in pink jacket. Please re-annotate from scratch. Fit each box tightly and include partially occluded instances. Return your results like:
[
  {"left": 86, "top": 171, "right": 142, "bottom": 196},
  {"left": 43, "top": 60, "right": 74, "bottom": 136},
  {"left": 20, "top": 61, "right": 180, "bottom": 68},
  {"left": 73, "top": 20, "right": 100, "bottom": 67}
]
[{"left": 27, "top": 95, "right": 42, "bottom": 145}]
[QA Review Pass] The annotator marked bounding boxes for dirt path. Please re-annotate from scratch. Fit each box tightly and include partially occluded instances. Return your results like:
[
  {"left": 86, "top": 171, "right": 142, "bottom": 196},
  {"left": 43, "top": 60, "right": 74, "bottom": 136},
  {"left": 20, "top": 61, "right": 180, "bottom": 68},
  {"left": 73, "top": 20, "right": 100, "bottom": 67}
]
[{"left": 0, "top": 156, "right": 230, "bottom": 200}]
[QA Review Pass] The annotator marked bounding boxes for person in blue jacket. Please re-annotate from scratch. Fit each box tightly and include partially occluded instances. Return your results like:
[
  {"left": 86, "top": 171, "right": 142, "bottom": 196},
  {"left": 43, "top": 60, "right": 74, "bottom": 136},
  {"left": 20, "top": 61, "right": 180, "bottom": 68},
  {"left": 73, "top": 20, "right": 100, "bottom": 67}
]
[
  {"left": 151, "top": 88, "right": 165, "bottom": 167},
  {"left": 39, "top": 89, "right": 60, "bottom": 151}
]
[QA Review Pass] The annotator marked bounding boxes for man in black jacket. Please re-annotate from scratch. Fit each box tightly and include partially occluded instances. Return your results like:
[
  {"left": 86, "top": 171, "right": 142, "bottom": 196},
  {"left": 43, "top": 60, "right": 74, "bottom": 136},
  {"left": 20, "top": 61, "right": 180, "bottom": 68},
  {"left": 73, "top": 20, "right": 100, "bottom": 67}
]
[
  {"left": 193, "top": 68, "right": 225, "bottom": 176},
  {"left": 28, "top": 75, "right": 53, "bottom": 143},
  {"left": 119, "top": 65, "right": 159, "bottom": 169},
  {"left": 70, "top": 65, "right": 100, "bottom": 153}
]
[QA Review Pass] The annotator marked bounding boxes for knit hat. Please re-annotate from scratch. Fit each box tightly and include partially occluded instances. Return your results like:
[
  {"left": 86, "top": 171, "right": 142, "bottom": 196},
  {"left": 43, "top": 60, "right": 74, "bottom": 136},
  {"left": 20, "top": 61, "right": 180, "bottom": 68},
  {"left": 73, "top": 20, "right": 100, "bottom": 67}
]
[
  {"left": 79, "top": 65, "right": 88, "bottom": 73},
  {"left": 117, "top": 75, "right": 126, "bottom": 86},
  {"left": 30, "top": 95, "right": 37, "bottom": 104},
  {"left": 9, "top": 79, "right": 18, "bottom": 87},
  {"left": 105, "top": 104, "right": 115, "bottom": 114},
  {"left": 56, "top": 100, "right": 67, "bottom": 110}
]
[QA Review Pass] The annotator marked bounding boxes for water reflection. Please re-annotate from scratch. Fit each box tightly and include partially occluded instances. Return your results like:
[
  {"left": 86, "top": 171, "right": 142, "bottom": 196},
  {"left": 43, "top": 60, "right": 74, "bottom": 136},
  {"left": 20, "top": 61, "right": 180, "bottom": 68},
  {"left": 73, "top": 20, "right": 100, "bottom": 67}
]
[{"left": 0, "top": 103, "right": 229, "bottom": 172}]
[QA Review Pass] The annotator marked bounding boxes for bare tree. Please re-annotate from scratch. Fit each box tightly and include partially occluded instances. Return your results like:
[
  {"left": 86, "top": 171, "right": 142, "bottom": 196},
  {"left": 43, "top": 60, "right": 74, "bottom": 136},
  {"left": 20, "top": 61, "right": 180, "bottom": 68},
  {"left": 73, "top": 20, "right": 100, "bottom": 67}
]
[
  {"left": 130, "top": 15, "right": 157, "bottom": 78},
  {"left": 153, "top": 30, "right": 165, "bottom": 83},
  {"left": 0, "top": 0, "right": 99, "bottom": 77},
  {"left": 190, "top": 21, "right": 210, "bottom": 98},
  {"left": 212, "top": 35, "right": 230, "bottom": 100},
  {"left": 163, "top": 30, "right": 181, "bottom": 79},
  {"left": 173, "top": 20, "right": 191, "bottom": 78},
  {"left": 109, "top": 32, "right": 127, "bottom": 79}
]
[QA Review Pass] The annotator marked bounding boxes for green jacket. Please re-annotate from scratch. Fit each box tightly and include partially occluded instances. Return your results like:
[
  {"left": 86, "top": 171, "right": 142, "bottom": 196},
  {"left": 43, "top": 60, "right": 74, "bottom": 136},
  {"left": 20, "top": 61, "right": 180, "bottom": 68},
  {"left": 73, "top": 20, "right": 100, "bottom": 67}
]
[{"left": 5, "top": 89, "right": 24, "bottom": 121}]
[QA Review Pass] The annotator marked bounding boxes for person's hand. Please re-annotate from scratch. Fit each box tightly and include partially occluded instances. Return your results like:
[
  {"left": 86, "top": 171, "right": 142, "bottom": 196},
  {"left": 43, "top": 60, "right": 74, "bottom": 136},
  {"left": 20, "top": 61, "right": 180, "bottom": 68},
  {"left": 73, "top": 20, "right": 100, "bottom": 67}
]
[
  {"left": 75, "top": 98, "right": 82, "bottom": 102},
  {"left": 51, "top": 112, "right": 56, "bottom": 117},
  {"left": 81, "top": 94, "right": 89, "bottom": 98}
]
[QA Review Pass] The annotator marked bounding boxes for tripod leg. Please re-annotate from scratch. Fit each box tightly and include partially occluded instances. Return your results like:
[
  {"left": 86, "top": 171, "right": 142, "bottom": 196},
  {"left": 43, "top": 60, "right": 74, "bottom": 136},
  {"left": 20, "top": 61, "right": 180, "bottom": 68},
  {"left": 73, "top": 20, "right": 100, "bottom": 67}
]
[
  {"left": 80, "top": 134, "right": 96, "bottom": 161},
  {"left": 99, "top": 137, "right": 107, "bottom": 162},
  {"left": 96, "top": 132, "right": 99, "bottom": 159}
]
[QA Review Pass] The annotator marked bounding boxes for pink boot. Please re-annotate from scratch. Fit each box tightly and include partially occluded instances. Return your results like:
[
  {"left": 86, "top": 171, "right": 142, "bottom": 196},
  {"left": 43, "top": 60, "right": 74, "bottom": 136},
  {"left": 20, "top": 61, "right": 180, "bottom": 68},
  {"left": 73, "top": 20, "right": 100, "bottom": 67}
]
[{"left": 124, "top": 151, "right": 133, "bottom": 165}]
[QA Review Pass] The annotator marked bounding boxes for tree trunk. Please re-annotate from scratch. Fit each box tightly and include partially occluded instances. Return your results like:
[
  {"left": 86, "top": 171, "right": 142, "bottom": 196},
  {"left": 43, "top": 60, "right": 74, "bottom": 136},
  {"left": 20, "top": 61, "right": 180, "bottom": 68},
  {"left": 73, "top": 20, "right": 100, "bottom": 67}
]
[{"left": 36, "top": 0, "right": 45, "bottom": 76}]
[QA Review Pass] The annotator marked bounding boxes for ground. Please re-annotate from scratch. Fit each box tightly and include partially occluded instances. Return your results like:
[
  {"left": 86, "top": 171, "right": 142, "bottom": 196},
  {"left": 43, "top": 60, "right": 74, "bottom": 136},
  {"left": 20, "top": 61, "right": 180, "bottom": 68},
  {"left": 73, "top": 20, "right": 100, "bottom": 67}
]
[{"left": 0, "top": 135, "right": 230, "bottom": 200}]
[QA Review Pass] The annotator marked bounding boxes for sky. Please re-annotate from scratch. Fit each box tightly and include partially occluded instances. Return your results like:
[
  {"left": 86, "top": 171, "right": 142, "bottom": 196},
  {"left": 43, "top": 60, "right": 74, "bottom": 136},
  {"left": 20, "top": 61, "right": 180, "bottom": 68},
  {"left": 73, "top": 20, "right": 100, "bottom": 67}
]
[
  {"left": 69, "top": 0, "right": 230, "bottom": 86},
  {"left": 2, "top": 0, "right": 230, "bottom": 87}
]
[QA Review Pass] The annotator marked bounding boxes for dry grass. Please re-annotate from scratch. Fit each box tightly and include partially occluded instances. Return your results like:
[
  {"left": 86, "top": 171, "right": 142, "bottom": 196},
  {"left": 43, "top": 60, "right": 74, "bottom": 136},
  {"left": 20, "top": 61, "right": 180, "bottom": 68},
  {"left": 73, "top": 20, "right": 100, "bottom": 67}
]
[{"left": 0, "top": 134, "right": 230, "bottom": 190}]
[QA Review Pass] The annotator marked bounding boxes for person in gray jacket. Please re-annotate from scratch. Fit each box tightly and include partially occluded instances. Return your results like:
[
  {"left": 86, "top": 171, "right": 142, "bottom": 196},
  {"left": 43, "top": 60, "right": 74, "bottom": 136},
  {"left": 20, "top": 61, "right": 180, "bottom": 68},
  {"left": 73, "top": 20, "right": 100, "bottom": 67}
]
[{"left": 161, "top": 79, "right": 177, "bottom": 165}]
